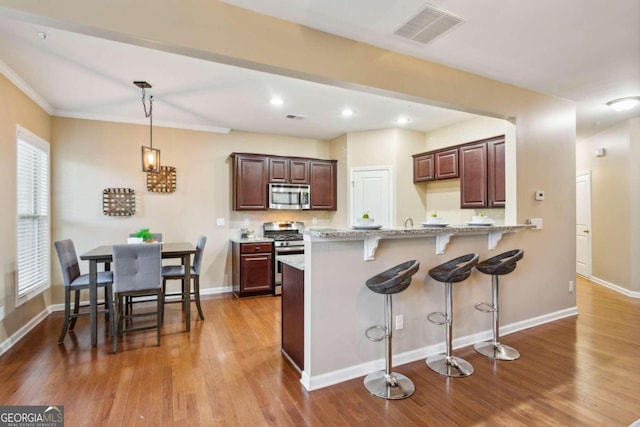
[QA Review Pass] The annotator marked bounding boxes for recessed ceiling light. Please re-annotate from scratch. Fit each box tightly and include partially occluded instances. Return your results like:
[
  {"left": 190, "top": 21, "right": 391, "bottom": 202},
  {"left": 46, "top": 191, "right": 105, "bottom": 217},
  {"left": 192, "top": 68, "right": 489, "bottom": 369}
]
[
  {"left": 606, "top": 96, "right": 640, "bottom": 112},
  {"left": 396, "top": 117, "right": 409, "bottom": 125},
  {"left": 270, "top": 97, "right": 283, "bottom": 106},
  {"left": 37, "top": 31, "right": 47, "bottom": 40},
  {"left": 341, "top": 108, "right": 354, "bottom": 117}
]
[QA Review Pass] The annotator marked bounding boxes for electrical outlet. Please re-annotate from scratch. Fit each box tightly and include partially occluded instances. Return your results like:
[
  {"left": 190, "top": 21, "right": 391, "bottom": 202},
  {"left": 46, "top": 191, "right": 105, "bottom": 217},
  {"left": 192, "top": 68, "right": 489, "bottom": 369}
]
[
  {"left": 569, "top": 280, "right": 574, "bottom": 293},
  {"left": 395, "top": 314, "right": 404, "bottom": 330}
]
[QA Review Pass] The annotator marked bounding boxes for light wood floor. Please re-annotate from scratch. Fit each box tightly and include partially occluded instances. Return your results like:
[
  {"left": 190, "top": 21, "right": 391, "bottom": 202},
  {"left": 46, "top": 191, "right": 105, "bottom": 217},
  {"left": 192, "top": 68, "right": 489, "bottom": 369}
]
[{"left": 1, "top": 276, "right": 639, "bottom": 426}]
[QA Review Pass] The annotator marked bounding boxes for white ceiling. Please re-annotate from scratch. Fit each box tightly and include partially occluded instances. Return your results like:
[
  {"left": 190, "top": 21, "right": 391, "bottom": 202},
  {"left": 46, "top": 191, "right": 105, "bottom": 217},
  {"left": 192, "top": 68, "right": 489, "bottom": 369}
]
[{"left": 0, "top": 0, "right": 639, "bottom": 140}]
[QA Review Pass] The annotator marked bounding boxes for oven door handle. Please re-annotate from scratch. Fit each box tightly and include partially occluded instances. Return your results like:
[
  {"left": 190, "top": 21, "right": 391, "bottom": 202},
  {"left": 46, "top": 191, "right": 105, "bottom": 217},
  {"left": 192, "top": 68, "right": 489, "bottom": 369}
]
[{"left": 275, "top": 246, "right": 305, "bottom": 253}]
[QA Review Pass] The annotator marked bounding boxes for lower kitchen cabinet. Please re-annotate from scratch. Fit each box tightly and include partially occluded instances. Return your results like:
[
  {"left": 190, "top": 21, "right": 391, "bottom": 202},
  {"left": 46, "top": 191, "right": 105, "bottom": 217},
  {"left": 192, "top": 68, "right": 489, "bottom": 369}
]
[
  {"left": 232, "top": 241, "right": 274, "bottom": 297},
  {"left": 281, "top": 262, "right": 304, "bottom": 371}
]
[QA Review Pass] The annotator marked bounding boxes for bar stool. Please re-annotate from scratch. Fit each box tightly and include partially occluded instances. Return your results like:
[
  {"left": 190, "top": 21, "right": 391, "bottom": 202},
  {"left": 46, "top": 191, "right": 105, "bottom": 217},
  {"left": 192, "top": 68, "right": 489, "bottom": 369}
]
[
  {"left": 473, "top": 249, "right": 524, "bottom": 361},
  {"left": 426, "top": 253, "right": 479, "bottom": 378},
  {"left": 363, "top": 260, "right": 420, "bottom": 400}
]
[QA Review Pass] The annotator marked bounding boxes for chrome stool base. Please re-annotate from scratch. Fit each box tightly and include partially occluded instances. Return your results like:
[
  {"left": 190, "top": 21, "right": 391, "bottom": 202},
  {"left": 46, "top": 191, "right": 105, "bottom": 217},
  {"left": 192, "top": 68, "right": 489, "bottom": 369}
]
[
  {"left": 426, "top": 354, "right": 474, "bottom": 378},
  {"left": 364, "top": 371, "right": 415, "bottom": 400},
  {"left": 474, "top": 341, "right": 520, "bottom": 361}
]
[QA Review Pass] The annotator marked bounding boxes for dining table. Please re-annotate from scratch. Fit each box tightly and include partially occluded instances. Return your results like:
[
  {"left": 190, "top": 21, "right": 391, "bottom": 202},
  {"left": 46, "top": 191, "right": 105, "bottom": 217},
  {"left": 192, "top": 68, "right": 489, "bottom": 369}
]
[{"left": 80, "top": 242, "right": 197, "bottom": 347}]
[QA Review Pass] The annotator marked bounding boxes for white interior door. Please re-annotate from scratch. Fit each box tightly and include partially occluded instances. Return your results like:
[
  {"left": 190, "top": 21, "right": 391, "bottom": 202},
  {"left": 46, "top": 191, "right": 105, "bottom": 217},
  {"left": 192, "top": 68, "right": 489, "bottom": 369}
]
[
  {"left": 576, "top": 172, "right": 592, "bottom": 277},
  {"left": 350, "top": 167, "right": 392, "bottom": 227}
]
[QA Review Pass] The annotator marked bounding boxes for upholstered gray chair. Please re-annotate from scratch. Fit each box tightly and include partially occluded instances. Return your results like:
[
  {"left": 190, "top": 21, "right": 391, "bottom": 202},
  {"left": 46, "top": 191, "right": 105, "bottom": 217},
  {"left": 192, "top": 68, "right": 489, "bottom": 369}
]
[
  {"left": 55, "top": 239, "right": 114, "bottom": 344},
  {"left": 111, "top": 243, "right": 163, "bottom": 353},
  {"left": 162, "top": 235, "right": 207, "bottom": 321}
]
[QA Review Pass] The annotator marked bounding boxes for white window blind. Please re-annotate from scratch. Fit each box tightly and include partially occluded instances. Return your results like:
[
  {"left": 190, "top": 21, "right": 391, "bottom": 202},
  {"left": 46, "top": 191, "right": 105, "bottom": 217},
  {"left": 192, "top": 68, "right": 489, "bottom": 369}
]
[{"left": 16, "top": 127, "right": 50, "bottom": 305}]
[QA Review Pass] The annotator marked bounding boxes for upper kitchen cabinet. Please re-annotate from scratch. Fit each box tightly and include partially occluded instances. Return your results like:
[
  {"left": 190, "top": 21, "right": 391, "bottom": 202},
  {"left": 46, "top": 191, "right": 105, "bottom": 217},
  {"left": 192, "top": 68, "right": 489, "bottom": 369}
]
[
  {"left": 435, "top": 148, "right": 459, "bottom": 179},
  {"left": 412, "top": 148, "right": 459, "bottom": 183},
  {"left": 309, "top": 160, "right": 337, "bottom": 210},
  {"left": 413, "top": 153, "right": 434, "bottom": 182},
  {"left": 232, "top": 153, "right": 337, "bottom": 211},
  {"left": 269, "top": 157, "right": 309, "bottom": 184},
  {"left": 487, "top": 137, "right": 506, "bottom": 207},
  {"left": 232, "top": 153, "right": 268, "bottom": 210},
  {"left": 460, "top": 136, "right": 505, "bottom": 208}
]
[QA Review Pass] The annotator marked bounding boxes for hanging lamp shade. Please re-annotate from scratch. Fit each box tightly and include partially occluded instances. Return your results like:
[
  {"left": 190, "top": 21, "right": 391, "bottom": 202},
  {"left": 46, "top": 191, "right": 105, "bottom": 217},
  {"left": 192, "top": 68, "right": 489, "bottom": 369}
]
[{"left": 141, "top": 146, "right": 160, "bottom": 173}]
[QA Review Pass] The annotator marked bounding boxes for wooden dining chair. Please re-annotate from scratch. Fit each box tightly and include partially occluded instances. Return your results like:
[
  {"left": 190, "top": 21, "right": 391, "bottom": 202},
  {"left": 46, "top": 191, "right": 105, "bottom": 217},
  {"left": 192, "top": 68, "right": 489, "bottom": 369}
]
[
  {"left": 111, "top": 243, "right": 163, "bottom": 353},
  {"left": 162, "top": 235, "right": 207, "bottom": 322},
  {"left": 55, "top": 239, "right": 114, "bottom": 343}
]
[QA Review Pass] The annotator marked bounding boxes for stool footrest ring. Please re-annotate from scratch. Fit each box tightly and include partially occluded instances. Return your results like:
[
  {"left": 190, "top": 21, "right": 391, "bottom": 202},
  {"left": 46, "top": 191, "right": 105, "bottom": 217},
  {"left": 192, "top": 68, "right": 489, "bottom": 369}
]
[
  {"left": 474, "top": 302, "right": 495, "bottom": 313},
  {"left": 365, "top": 324, "right": 387, "bottom": 342},
  {"left": 427, "top": 311, "right": 448, "bottom": 326}
]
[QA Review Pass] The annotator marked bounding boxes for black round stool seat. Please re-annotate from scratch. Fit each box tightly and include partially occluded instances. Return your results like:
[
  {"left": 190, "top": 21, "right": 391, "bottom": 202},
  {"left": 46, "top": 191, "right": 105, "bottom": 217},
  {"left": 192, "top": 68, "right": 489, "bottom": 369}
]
[
  {"left": 428, "top": 253, "right": 479, "bottom": 283},
  {"left": 476, "top": 249, "right": 524, "bottom": 276},
  {"left": 366, "top": 260, "right": 420, "bottom": 295}
]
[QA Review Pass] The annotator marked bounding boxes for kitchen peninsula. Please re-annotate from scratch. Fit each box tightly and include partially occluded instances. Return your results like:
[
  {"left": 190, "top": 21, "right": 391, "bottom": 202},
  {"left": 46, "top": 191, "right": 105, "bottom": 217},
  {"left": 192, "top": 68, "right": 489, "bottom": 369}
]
[{"left": 298, "top": 224, "right": 537, "bottom": 392}]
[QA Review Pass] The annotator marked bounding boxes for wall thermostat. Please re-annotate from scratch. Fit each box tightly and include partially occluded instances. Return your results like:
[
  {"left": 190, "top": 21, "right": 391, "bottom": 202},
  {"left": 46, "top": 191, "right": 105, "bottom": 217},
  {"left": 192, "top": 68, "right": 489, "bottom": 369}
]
[{"left": 535, "top": 190, "right": 545, "bottom": 201}]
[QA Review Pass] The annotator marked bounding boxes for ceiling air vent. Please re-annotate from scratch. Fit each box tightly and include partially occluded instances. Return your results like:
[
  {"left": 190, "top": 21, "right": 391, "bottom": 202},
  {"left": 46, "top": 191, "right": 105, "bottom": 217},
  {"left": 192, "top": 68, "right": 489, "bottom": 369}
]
[
  {"left": 394, "top": 4, "right": 464, "bottom": 45},
  {"left": 286, "top": 114, "right": 306, "bottom": 120}
]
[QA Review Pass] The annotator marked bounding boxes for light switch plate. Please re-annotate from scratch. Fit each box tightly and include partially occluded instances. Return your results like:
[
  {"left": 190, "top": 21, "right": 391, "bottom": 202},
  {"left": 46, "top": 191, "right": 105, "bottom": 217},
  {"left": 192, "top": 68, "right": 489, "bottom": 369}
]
[{"left": 216, "top": 217, "right": 225, "bottom": 226}]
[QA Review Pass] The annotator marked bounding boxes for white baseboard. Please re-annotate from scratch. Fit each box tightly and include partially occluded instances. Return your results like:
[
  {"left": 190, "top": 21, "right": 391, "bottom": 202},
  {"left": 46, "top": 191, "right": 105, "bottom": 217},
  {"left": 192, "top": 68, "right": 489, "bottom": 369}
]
[
  {"left": 301, "top": 306, "right": 579, "bottom": 392},
  {"left": 590, "top": 276, "right": 640, "bottom": 298},
  {"left": 0, "top": 306, "right": 55, "bottom": 357}
]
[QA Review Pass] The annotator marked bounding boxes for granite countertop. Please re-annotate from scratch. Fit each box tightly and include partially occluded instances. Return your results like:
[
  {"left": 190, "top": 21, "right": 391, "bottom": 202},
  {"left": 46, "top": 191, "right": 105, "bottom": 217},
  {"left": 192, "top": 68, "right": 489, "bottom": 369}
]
[
  {"left": 304, "top": 224, "right": 534, "bottom": 239},
  {"left": 229, "top": 236, "right": 274, "bottom": 244},
  {"left": 277, "top": 254, "right": 305, "bottom": 270}
]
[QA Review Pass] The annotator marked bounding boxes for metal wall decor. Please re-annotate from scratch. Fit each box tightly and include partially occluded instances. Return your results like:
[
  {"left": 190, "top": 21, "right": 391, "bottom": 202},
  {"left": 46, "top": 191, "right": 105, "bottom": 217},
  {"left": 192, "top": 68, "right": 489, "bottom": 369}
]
[
  {"left": 146, "top": 165, "right": 176, "bottom": 193},
  {"left": 103, "top": 188, "right": 136, "bottom": 216}
]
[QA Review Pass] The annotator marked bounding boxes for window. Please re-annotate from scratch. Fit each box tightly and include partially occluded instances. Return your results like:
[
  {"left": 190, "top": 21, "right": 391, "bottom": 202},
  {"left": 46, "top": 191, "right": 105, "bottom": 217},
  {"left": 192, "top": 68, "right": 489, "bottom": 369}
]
[{"left": 16, "top": 126, "right": 50, "bottom": 306}]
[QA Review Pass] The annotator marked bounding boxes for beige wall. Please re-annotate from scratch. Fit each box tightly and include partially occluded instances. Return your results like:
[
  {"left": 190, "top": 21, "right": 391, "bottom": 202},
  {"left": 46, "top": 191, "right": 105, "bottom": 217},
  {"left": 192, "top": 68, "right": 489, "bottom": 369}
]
[
  {"left": 0, "top": 1, "right": 577, "bottom": 349},
  {"left": 0, "top": 74, "right": 51, "bottom": 342},
  {"left": 345, "top": 128, "right": 426, "bottom": 225},
  {"left": 576, "top": 118, "right": 639, "bottom": 292},
  {"left": 51, "top": 117, "right": 333, "bottom": 295}
]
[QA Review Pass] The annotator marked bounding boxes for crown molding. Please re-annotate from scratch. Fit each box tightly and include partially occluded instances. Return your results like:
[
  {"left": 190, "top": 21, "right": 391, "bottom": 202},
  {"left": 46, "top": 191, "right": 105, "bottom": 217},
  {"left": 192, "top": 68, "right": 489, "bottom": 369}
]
[{"left": 0, "top": 58, "right": 53, "bottom": 114}]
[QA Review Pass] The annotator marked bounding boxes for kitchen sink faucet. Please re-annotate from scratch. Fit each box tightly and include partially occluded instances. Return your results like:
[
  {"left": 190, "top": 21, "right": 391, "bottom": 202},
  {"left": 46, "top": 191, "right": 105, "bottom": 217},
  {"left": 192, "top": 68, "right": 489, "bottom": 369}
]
[{"left": 404, "top": 217, "right": 414, "bottom": 229}]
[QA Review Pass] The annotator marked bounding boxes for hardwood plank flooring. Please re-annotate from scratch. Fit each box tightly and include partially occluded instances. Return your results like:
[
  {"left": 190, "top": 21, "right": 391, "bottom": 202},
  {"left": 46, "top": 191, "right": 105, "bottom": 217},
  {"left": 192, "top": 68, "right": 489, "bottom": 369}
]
[{"left": 1, "top": 277, "right": 639, "bottom": 426}]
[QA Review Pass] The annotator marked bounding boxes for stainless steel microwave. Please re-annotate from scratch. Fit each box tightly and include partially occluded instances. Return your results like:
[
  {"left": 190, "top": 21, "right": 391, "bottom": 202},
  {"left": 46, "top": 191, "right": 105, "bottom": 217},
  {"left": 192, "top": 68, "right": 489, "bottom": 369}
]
[{"left": 269, "top": 183, "right": 311, "bottom": 210}]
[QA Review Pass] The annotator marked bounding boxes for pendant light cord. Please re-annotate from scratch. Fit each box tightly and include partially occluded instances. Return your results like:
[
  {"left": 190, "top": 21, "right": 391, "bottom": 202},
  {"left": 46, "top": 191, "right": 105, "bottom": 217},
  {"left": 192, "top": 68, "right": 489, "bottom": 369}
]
[{"left": 141, "top": 88, "right": 154, "bottom": 149}]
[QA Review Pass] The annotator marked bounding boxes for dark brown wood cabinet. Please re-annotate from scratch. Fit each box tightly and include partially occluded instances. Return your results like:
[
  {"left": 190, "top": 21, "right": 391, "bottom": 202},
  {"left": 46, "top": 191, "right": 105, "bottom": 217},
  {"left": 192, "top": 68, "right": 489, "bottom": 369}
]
[
  {"left": 232, "top": 153, "right": 334, "bottom": 210},
  {"left": 460, "top": 142, "right": 488, "bottom": 208},
  {"left": 413, "top": 153, "right": 434, "bottom": 182},
  {"left": 460, "top": 136, "right": 505, "bottom": 208},
  {"left": 309, "top": 160, "right": 337, "bottom": 210},
  {"left": 232, "top": 154, "right": 269, "bottom": 210},
  {"left": 487, "top": 137, "right": 505, "bottom": 207},
  {"left": 281, "top": 263, "right": 304, "bottom": 370},
  {"left": 413, "top": 148, "right": 459, "bottom": 182},
  {"left": 232, "top": 241, "right": 274, "bottom": 297},
  {"left": 268, "top": 158, "right": 309, "bottom": 184},
  {"left": 435, "top": 148, "right": 459, "bottom": 179}
]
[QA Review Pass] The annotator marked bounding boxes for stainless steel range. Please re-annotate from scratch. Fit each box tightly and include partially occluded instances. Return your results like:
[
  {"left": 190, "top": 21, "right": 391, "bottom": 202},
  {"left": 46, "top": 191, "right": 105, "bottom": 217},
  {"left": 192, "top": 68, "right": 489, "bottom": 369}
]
[{"left": 263, "top": 221, "right": 305, "bottom": 295}]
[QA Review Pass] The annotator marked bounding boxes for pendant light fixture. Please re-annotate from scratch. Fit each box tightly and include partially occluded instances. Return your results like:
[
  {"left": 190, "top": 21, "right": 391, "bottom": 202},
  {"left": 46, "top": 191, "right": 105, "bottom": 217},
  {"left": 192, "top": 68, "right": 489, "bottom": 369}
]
[{"left": 134, "top": 81, "right": 161, "bottom": 173}]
